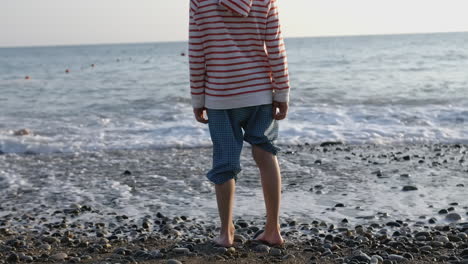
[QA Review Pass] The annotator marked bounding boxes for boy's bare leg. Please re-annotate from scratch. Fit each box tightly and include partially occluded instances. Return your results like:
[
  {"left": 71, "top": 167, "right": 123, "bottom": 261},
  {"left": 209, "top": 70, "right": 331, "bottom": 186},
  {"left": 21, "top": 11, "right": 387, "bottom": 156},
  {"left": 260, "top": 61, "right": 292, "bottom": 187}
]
[
  {"left": 252, "top": 145, "right": 284, "bottom": 245},
  {"left": 213, "top": 179, "right": 236, "bottom": 247}
]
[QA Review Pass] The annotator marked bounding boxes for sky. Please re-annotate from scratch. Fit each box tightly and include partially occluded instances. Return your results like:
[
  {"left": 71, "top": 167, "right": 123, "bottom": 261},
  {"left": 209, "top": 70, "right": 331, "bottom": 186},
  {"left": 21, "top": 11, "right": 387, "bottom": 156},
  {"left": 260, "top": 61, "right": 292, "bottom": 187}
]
[{"left": 0, "top": 0, "right": 467, "bottom": 47}]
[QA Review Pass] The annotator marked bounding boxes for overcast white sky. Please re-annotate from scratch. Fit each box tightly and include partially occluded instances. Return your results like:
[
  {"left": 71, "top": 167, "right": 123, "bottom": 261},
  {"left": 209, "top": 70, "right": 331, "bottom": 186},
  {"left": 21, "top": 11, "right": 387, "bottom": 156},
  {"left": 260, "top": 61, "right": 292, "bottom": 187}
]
[{"left": 0, "top": 0, "right": 467, "bottom": 47}]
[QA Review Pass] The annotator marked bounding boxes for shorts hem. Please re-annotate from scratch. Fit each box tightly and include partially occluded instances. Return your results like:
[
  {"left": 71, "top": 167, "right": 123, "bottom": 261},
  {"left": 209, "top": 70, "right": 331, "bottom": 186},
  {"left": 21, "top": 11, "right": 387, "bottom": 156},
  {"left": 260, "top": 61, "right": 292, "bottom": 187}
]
[
  {"left": 246, "top": 140, "right": 280, "bottom": 156},
  {"left": 207, "top": 171, "right": 239, "bottom": 185}
]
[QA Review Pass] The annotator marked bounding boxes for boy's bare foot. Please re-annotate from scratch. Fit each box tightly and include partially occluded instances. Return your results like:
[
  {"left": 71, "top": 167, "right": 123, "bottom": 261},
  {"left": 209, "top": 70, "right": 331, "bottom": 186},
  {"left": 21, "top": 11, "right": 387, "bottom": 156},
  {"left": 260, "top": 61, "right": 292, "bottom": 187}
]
[
  {"left": 212, "top": 224, "right": 235, "bottom": 247},
  {"left": 253, "top": 225, "right": 284, "bottom": 246}
]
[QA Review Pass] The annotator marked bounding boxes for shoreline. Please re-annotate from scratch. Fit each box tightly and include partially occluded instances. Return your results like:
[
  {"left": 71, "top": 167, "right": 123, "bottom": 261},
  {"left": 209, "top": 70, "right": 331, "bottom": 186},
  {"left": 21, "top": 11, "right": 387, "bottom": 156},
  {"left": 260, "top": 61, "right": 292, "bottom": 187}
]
[
  {"left": 1, "top": 143, "right": 467, "bottom": 263},
  {"left": 1, "top": 141, "right": 467, "bottom": 156}
]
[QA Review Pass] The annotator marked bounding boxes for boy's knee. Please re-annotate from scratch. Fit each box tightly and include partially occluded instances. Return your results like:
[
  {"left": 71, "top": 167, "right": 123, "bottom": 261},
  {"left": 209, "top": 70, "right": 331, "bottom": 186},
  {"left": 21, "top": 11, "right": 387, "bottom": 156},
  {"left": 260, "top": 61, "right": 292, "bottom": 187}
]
[
  {"left": 252, "top": 143, "right": 278, "bottom": 157},
  {"left": 251, "top": 145, "right": 270, "bottom": 166},
  {"left": 251, "top": 145, "right": 263, "bottom": 163}
]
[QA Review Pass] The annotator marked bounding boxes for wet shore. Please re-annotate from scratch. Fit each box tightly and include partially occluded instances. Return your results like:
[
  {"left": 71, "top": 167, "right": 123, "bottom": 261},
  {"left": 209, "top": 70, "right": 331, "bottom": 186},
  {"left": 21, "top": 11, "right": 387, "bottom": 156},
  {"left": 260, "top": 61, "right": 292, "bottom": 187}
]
[{"left": 1, "top": 143, "right": 467, "bottom": 263}]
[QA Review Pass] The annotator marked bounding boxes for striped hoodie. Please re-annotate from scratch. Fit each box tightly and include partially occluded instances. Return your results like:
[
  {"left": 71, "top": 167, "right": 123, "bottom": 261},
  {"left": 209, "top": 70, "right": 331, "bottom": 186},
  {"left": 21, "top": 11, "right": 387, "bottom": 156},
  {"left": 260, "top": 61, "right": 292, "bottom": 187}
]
[{"left": 189, "top": 0, "right": 290, "bottom": 109}]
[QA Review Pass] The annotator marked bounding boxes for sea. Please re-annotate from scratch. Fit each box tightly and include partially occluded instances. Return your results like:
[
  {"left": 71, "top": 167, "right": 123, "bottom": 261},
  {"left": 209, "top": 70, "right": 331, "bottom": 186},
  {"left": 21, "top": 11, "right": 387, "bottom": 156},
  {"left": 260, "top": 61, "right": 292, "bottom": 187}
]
[
  {"left": 0, "top": 32, "right": 467, "bottom": 225},
  {"left": 1, "top": 32, "right": 467, "bottom": 154}
]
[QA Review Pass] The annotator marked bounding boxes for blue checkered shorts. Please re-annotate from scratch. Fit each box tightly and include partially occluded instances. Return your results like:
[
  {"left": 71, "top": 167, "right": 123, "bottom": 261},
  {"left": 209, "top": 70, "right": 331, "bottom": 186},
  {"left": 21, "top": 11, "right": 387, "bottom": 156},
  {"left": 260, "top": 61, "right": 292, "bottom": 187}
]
[{"left": 206, "top": 104, "right": 280, "bottom": 185}]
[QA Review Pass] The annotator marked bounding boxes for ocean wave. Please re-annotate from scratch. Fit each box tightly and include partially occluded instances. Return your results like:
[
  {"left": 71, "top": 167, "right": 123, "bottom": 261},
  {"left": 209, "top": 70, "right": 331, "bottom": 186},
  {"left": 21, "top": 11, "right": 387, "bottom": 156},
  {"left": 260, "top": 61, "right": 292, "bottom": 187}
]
[{"left": 1, "top": 104, "right": 467, "bottom": 154}]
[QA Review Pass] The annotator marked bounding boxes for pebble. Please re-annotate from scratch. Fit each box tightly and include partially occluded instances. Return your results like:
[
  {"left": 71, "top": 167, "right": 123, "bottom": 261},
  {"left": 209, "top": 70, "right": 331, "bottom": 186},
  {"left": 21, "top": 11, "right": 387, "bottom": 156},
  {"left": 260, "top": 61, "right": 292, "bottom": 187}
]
[
  {"left": 78, "top": 241, "right": 89, "bottom": 247},
  {"left": 461, "top": 249, "right": 468, "bottom": 258},
  {"left": 321, "top": 248, "right": 332, "bottom": 256},
  {"left": 371, "top": 255, "right": 382, "bottom": 264},
  {"left": 70, "top": 257, "right": 81, "bottom": 263},
  {"left": 98, "top": 237, "right": 109, "bottom": 244},
  {"left": 42, "top": 236, "right": 60, "bottom": 244},
  {"left": 445, "top": 242, "right": 456, "bottom": 249},
  {"left": 234, "top": 234, "right": 247, "bottom": 244},
  {"left": 21, "top": 255, "right": 33, "bottom": 262},
  {"left": 236, "top": 219, "right": 249, "bottom": 228},
  {"left": 142, "top": 221, "right": 152, "bottom": 229},
  {"left": 39, "top": 243, "right": 52, "bottom": 250},
  {"left": 420, "top": 245, "right": 433, "bottom": 251},
  {"left": 254, "top": 244, "right": 270, "bottom": 253},
  {"left": 402, "top": 185, "right": 418, "bottom": 191},
  {"left": 403, "top": 252, "right": 413, "bottom": 260},
  {"left": 352, "top": 251, "right": 371, "bottom": 262},
  {"left": 431, "top": 241, "right": 444, "bottom": 248},
  {"left": 7, "top": 253, "right": 19, "bottom": 262},
  {"left": 388, "top": 254, "right": 406, "bottom": 262},
  {"left": 167, "top": 260, "right": 182, "bottom": 264},
  {"left": 283, "top": 254, "right": 295, "bottom": 260},
  {"left": 227, "top": 247, "right": 236, "bottom": 255},
  {"left": 386, "top": 221, "right": 401, "bottom": 227},
  {"left": 270, "top": 247, "right": 282, "bottom": 256},
  {"left": 50, "top": 252, "right": 68, "bottom": 261},
  {"left": 415, "top": 231, "right": 430, "bottom": 237},
  {"left": 435, "top": 235, "right": 449, "bottom": 243},
  {"left": 173, "top": 247, "right": 190, "bottom": 255},
  {"left": 371, "top": 255, "right": 383, "bottom": 263},
  {"left": 215, "top": 247, "right": 227, "bottom": 254},
  {"left": 459, "top": 233, "right": 468, "bottom": 240},
  {"left": 439, "top": 209, "right": 449, "bottom": 214},
  {"left": 0, "top": 228, "right": 13, "bottom": 235},
  {"left": 149, "top": 250, "right": 163, "bottom": 259},
  {"left": 445, "top": 212, "right": 462, "bottom": 221},
  {"left": 114, "top": 247, "right": 133, "bottom": 255}
]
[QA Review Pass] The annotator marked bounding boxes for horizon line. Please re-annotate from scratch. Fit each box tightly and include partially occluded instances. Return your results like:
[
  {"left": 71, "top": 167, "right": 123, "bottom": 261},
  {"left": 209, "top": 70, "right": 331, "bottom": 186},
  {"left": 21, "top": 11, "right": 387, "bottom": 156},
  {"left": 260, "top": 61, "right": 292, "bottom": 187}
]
[{"left": 0, "top": 30, "right": 466, "bottom": 49}]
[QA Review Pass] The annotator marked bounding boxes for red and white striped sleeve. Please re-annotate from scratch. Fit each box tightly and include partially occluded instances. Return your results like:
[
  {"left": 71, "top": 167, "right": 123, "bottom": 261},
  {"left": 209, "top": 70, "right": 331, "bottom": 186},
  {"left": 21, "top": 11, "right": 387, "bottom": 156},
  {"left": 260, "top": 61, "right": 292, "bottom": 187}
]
[
  {"left": 188, "top": 0, "right": 206, "bottom": 108},
  {"left": 265, "top": 0, "right": 290, "bottom": 103}
]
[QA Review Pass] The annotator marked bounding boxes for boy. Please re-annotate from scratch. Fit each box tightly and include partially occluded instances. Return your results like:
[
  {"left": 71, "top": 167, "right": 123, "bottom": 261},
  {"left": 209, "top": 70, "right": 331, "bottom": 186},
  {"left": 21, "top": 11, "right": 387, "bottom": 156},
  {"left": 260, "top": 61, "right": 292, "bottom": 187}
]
[{"left": 188, "top": 0, "right": 290, "bottom": 247}]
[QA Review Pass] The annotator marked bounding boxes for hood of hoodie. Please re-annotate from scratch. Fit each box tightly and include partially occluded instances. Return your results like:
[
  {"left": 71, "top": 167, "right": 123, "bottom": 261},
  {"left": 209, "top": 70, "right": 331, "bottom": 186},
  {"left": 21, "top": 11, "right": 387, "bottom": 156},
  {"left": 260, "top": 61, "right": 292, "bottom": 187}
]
[{"left": 219, "top": 0, "right": 253, "bottom": 17}]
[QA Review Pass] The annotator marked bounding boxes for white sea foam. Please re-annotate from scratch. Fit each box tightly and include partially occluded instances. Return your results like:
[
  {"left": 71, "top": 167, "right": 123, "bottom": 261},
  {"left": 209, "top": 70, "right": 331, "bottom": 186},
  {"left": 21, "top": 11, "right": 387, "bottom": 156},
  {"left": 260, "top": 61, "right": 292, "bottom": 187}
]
[
  {"left": 1, "top": 103, "right": 467, "bottom": 154},
  {"left": 1, "top": 145, "right": 466, "bottom": 224}
]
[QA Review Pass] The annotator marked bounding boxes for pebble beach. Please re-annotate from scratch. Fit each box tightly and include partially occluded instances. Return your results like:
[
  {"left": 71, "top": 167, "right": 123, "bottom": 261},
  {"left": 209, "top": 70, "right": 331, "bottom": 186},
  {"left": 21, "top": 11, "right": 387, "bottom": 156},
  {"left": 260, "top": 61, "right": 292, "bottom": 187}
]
[{"left": 1, "top": 143, "right": 467, "bottom": 263}]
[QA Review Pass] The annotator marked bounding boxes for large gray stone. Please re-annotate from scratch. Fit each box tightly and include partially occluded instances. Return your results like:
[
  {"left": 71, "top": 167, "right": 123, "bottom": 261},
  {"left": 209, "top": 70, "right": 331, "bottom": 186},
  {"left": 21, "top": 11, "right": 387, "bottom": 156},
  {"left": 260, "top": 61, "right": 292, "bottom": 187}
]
[{"left": 446, "top": 213, "right": 462, "bottom": 222}]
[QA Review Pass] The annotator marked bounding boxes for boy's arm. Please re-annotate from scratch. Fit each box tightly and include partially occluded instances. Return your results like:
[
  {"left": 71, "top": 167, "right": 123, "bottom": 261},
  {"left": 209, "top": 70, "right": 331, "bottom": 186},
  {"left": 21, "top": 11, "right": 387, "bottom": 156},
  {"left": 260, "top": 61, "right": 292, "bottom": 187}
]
[
  {"left": 188, "top": 0, "right": 206, "bottom": 109},
  {"left": 265, "top": 0, "right": 290, "bottom": 103}
]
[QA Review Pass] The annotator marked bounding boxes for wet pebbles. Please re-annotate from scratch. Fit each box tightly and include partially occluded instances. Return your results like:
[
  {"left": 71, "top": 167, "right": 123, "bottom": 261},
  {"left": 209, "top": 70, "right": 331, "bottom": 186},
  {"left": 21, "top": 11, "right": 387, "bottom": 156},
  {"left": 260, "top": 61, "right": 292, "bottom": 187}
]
[
  {"left": 0, "top": 207, "right": 467, "bottom": 263},
  {"left": 0, "top": 143, "right": 467, "bottom": 263}
]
